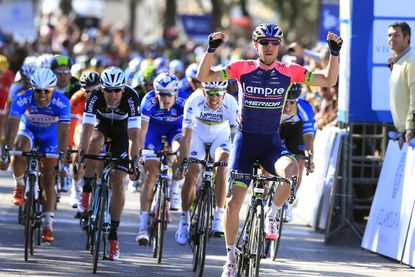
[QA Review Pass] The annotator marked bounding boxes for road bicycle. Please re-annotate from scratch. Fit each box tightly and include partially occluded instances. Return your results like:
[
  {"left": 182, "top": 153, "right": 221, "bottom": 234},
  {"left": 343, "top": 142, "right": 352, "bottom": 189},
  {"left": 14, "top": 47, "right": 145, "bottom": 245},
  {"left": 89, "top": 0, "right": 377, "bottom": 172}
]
[
  {"left": 143, "top": 135, "right": 176, "bottom": 264},
  {"left": 188, "top": 143, "right": 227, "bottom": 277},
  {"left": 231, "top": 160, "right": 293, "bottom": 277},
  {"left": 2, "top": 146, "right": 61, "bottom": 261}
]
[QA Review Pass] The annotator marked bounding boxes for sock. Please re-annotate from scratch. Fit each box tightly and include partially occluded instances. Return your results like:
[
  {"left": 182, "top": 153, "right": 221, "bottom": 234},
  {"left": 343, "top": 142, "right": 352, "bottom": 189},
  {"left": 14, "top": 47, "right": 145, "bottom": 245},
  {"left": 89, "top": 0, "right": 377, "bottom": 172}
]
[
  {"left": 73, "top": 179, "right": 83, "bottom": 190},
  {"left": 14, "top": 175, "right": 24, "bottom": 186},
  {"left": 171, "top": 179, "right": 182, "bottom": 193},
  {"left": 43, "top": 212, "right": 54, "bottom": 230},
  {"left": 180, "top": 211, "right": 189, "bottom": 224},
  {"left": 109, "top": 220, "right": 119, "bottom": 240},
  {"left": 215, "top": 208, "right": 225, "bottom": 220},
  {"left": 269, "top": 202, "right": 282, "bottom": 218},
  {"left": 226, "top": 244, "right": 236, "bottom": 262},
  {"left": 139, "top": 211, "right": 148, "bottom": 231}
]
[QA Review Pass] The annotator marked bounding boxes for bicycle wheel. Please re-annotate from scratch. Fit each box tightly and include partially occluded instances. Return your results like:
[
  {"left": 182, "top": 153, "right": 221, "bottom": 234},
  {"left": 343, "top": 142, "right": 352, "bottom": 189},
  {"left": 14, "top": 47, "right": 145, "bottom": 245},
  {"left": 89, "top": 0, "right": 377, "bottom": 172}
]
[
  {"left": 236, "top": 208, "right": 252, "bottom": 277},
  {"left": 248, "top": 206, "right": 263, "bottom": 277},
  {"left": 89, "top": 185, "right": 100, "bottom": 255},
  {"left": 271, "top": 207, "right": 284, "bottom": 261},
  {"left": 151, "top": 182, "right": 161, "bottom": 258},
  {"left": 92, "top": 184, "right": 105, "bottom": 274},
  {"left": 24, "top": 175, "right": 35, "bottom": 261},
  {"left": 196, "top": 187, "right": 211, "bottom": 277},
  {"left": 191, "top": 194, "right": 202, "bottom": 272},
  {"left": 156, "top": 179, "right": 167, "bottom": 264}
]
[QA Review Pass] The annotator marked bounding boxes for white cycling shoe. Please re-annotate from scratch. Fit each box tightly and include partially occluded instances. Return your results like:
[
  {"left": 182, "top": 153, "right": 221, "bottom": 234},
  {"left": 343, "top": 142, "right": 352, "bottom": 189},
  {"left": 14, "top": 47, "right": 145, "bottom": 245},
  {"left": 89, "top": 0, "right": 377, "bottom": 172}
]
[{"left": 175, "top": 221, "right": 189, "bottom": 246}]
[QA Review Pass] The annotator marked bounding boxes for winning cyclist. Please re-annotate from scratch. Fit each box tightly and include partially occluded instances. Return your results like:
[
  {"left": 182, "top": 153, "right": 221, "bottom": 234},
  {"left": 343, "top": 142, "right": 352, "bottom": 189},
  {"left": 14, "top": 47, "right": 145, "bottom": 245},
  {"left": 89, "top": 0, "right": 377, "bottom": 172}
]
[
  {"left": 196, "top": 23, "right": 342, "bottom": 276},
  {"left": 78, "top": 66, "right": 141, "bottom": 260},
  {"left": 0, "top": 68, "right": 70, "bottom": 243},
  {"left": 280, "top": 83, "right": 315, "bottom": 222},
  {"left": 174, "top": 80, "right": 238, "bottom": 245},
  {"left": 136, "top": 72, "right": 188, "bottom": 246}
]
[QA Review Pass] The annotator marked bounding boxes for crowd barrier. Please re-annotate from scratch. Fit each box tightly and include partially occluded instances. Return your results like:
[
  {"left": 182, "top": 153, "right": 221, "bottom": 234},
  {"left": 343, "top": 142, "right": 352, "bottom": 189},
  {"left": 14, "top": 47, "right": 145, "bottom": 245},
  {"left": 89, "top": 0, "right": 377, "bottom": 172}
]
[{"left": 362, "top": 141, "right": 415, "bottom": 267}]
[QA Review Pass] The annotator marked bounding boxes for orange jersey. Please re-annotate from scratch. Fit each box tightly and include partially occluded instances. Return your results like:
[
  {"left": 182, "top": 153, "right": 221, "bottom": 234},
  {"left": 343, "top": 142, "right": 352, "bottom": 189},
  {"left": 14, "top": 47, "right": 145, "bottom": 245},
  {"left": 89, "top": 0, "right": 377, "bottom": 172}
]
[
  {"left": 0, "top": 70, "right": 15, "bottom": 111},
  {"left": 68, "top": 89, "right": 87, "bottom": 147}
]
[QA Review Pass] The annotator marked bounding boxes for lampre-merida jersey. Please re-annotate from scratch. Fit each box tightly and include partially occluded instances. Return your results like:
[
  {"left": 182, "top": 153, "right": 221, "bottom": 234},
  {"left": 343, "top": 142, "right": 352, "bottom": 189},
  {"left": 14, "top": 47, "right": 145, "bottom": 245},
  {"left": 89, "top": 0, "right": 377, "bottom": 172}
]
[{"left": 222, "top": 59, "right": 311, "bottom": 134}]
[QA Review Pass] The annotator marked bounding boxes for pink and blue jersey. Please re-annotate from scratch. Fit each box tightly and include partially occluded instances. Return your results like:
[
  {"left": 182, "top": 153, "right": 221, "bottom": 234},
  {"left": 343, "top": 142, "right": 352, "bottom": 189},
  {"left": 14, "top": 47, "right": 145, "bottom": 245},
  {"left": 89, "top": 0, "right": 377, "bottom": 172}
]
[{"left": 223, "top": 59, "right": 310, "bottom": 134}]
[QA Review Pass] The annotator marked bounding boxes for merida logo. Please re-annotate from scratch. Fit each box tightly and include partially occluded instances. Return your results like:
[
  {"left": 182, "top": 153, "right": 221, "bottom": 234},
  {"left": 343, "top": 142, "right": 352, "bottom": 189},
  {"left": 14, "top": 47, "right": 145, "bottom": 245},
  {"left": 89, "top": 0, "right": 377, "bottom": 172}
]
[
  {"left": 244, "top": 100, "right": 280, "bottom": 107},
  {"left": 242, "top": 82, "right": 284, "bottom": 96}
]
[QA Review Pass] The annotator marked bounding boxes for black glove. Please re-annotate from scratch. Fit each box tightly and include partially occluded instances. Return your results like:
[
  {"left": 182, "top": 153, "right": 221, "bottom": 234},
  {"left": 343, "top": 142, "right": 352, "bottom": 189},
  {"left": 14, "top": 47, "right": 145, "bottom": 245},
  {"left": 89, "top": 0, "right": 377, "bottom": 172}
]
[
  {"left": 327, "top": 38, "right": 343, "bottom": 56},
  {"left": 208, "top": 34, "right": 223, "bottom": 53}
]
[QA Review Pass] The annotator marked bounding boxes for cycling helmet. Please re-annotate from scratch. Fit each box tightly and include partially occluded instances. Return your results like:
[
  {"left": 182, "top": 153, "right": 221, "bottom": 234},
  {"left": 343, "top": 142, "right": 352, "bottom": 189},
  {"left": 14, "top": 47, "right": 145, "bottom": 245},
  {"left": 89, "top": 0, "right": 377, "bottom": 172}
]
[
  {"left": 36, "top": 53, "right": 54, "bottom": 68},
  {"left": 80, "top": 71, "right": 100, "bottom": 88},
  {"left": 287, "top": 83, "right": 302, "bottom": 100},
  {"left": 153, "top": 57, "right": 169, "bottom": 71},
  {"left": 169, "top": 59, "right": 184, "bottom": 73},
  {"left": 51, "top": 55, "right": 73, "bottom": 70},
  {"left": 30, "top": 68, "right": 57, "bottom": 89},
  {"left": 131, "top": 71, "right": 145, "bottom": 88},
  {"left": 252, "top": 23, "right": 284, "bottom": 42},
  {"left": 20, "top": 63, "right": 38, "bottom": 79},
  {"left": 202, "top": 81, "right": 228, "bottom": 90},
  {"left": 100, "top": 66, "right": 125, "bottom": 88},
  {"left": 140, "top": 60, "right": 156, "bottom": 84},
  {"left": 153, "top": 72, "right": 179, "bottom": 93},
  {"left": 0, "top": 55, "right": 9, "bottom": 70},
  {"left": 128, "top": 56, "right": 142, "bottom": 72},
  {"left": 185, "top": 63, "right": 198, "bottom": 80}
]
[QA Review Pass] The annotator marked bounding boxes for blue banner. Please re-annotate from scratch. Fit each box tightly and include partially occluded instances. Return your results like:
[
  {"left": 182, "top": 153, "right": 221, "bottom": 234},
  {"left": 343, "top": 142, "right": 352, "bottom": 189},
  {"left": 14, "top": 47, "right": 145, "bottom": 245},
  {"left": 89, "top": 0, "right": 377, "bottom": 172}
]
[
  {"left": 180, "top": 14, "right": 211, "bottom": 42},
  {"left": 318, "top": 3, "right": 340, "bottom": 43}
]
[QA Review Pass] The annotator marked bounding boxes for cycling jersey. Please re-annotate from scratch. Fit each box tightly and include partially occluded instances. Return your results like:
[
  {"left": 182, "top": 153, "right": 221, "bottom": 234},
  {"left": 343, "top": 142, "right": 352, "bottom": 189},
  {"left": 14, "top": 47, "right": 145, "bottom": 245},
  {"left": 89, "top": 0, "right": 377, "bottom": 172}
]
[
  {"left": 140, "top": 89, "right": 187, "bottom": 157},
  {"left": 54, "top": 77, "right": 81, "bottom": 99},
  {"left": 281, "top": 98, "right": 315, "bottom": 135},
  {"left": 0, "top": 69, "right": 15, "bottom": 112},
  {"left": 222, "top": 59, "right": 309, "bottom": 134},
  {"left": 68, "top": 89, "right": 87, "bottom": 147},
  {"left": 9, "top": 89, "right": 70, "bottom": 153},
  {"left": 7, "top": 82, "right": 25, "bottom": 103}
]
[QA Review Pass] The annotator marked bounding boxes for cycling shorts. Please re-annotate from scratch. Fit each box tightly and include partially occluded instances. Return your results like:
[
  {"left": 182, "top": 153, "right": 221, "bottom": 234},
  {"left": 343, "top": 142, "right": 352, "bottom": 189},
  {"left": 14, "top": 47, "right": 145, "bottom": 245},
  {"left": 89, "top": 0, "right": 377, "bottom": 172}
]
[
  {"left": 230, "top": 131, "right": 291, "bottom": 189},
  {"left": 95, "top": 120, "right": 130, "bottom": 172},
  {"left": 189, "top": 129, "right": 232, "bottom": 161},
  {"left": 280, "top": 121, "right": 305, "bottom": 156},
  {"left": 143, "top": 122, "right": 182, "bottom": 161},
  {"left": 18, "top": 122, "right": 58, "bottom": 154}
]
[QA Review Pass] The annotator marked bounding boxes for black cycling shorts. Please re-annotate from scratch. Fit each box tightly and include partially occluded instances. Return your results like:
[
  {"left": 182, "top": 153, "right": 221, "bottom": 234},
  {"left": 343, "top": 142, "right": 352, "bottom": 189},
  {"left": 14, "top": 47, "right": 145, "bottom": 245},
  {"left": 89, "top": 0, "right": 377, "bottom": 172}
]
[{"left": 280, "top": 121, "right": 305, "bottom": 157}]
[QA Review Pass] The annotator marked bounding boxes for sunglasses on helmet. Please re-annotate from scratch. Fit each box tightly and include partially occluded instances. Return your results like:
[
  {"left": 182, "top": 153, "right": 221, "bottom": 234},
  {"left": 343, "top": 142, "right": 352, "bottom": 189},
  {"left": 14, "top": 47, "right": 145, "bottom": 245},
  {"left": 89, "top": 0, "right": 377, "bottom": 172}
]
[
  {"left": 258, "top": 39, "right": 281, "bottom": 46},
  {"left": 34, "top": 88, "right": 54, "bottom": 95}
]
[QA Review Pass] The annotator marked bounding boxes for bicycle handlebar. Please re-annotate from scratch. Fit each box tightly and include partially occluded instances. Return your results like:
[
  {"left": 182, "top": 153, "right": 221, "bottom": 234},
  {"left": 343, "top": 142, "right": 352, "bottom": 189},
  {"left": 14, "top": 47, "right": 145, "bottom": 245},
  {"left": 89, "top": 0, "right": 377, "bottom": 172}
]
[
  {"left": 230, "top": 171, "right": 290, "bottom": 184},
  {"left": 142, "top": 149, "right": 177, "bottom": 157},
  {"left": 188, "top": 158, "right": 227, "bottom": 167}
]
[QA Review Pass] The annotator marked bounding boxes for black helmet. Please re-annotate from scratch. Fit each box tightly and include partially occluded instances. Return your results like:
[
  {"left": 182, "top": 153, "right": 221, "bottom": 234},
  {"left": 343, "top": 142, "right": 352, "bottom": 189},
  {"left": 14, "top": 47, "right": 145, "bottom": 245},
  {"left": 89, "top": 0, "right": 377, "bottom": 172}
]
[
  {"left": 287, "top": 83, "right": 302, "bottom": 100},
  {"left": 80, "top": 71, "right": 100, "bottom": 88}
]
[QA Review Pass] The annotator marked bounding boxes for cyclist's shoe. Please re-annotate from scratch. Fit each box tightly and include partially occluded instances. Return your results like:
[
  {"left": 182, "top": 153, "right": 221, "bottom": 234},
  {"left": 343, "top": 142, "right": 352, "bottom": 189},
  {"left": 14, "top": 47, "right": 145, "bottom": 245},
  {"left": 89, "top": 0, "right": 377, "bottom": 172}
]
[
  {"left": 136, "top": 229, "right": 149, "bottom": 246},
  {"left": 265, "top": 216, "right": 279, "bottom": 240},
  {"left": 12, "top": 185, "right": 25, "bottom": 206},
  {"left": 127, "top": 180, "right": 139, "bottom": 192},
  {"left": 76, "top": 192, "right": 90, "bottom": 215},
  {"left": 284, "top": 205, "right": 294, "bottom": 223},
  {"left": 170, "top": 191, "right": 180, "bottom": 211},
  {"left": 221, "top": 261, "right": 236, "bottom": 277},
  {"left": 212, "top": 214, "right": 224, "bottom": 236},
  {"left": 175, "top": 221, "right": 189, "bottom": 246},
  {"left": 107, "top": 239, "right": 120, "bottom": 260},
  {"left": 69, "top": 185, "right": 82, "bottom": 209},
  {"left": 41, "top": 226, "right": 54, "bottom": 243}
]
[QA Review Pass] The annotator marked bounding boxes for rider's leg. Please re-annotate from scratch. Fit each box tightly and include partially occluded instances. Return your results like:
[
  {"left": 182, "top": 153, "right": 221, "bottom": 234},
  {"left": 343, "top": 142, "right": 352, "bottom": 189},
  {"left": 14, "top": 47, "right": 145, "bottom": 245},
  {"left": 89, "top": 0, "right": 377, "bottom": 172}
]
[
  {"left": 11, "top": 135, "right": 31, "bottom": 206},
  {"left": 109, "top": 170, "right": 127, "bottom": 240},
  {"left": 138, "top": 159, "right": 159, "bottom": 231}
]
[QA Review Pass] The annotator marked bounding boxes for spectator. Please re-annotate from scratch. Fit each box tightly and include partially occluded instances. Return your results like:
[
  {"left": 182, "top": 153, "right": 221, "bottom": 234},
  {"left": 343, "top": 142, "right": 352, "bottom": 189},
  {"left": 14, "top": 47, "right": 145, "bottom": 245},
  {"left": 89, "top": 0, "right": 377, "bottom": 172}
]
[{"left": 388, "top": 21, "right": 415, "bottom": 144}]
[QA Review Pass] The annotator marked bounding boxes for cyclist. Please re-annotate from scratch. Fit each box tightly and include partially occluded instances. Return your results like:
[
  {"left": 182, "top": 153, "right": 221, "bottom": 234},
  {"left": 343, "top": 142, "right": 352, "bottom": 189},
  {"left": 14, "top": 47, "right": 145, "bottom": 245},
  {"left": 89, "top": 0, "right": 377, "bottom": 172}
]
[
  {"left": 174, "top": 80, "right": 238, "bottom": 245},
  {"left": 0, "top": 68, "right": 70, "bottom": 243},
  {"left": 77, "top": 66, "right": 141, "bottom": 260},
  {"left": 68, "top": 71, "right": 100, "bottom": 208},
  {"left": 280, "top": 83, "right": 315, "bottom": 222},
  {"left": 8, "top": 60, "right": 38, "bottom": 104},
  {"left": 181, "top": 63, "right": 203, "bottom": 97},
  {"left": 136, "top": 72, "right": 187, "bottom": 246},
  {"left": 50, "top": 55, "right": 80, "bottom": 99},
  {"left": 0, "top": 55, "right": 15, "bottom": 141},
  {"left": 196, "top": 24, "right": 342, "bottom": 276}
]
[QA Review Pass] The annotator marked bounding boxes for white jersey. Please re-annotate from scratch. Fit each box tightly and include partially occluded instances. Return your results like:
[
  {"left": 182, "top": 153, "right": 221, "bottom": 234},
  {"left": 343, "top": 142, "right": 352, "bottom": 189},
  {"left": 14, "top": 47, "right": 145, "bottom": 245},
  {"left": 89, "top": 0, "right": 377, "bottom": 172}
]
[{"left": 183, "top": 90, "right": 238, "bottom": 135}]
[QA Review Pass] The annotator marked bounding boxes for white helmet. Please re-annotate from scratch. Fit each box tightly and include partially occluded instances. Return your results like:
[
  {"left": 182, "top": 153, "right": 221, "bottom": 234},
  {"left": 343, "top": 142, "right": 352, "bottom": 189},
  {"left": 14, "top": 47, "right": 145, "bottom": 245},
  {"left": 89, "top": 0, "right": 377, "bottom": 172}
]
[
  {"left": 185, "top": 63, "right": 198, "bottom": 80},
  {"left": 169, "top": 59, "right": 184, "bottom": 73},
  {"left": 30, "top": 68, "right": 57, "bottom": 89},
  {"left": 153, "top": 72, "right": 178, "bottom": 93},
  {"left": 36, "top": 53, "right": 54, "bottom": 69},
  {"left": 202, "top": 81, "right": 228, "bottom": 90},
  {"left": 100, "top": 66, "right": 125, "bottom": 88}
]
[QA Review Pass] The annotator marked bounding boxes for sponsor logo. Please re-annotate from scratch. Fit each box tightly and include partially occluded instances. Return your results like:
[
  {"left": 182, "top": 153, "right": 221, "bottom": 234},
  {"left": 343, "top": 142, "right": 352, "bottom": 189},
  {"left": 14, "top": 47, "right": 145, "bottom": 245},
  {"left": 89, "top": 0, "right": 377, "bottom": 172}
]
[
  {"left": 128, "top": 97, "right": 136, "bottom": 116},
  {"left": 243, "top": 99, "right": 281, "bottom": 107},
  {"left": 242, "top": 82, "right": 284, "bottom": 96},
  {"left": 200, "top": 112, "right": 223, "bottom": 120},
  {"left": 120, "top": 151, "right": 128, "bottom": 159},
  {"left": 87, "top": 95, "right": 98, "bottom": 112},
  {"left": 191, "top": 151, "right": 197, "bottom": 156},
  {"left": 184, "top": 118, "right": 192, "bottom": 125},
  {"left": 16, "top": 96, "right": 30, "bottom": 107},
  {"left": 51, "top": 97, "right": 68, "bottom": 109}
]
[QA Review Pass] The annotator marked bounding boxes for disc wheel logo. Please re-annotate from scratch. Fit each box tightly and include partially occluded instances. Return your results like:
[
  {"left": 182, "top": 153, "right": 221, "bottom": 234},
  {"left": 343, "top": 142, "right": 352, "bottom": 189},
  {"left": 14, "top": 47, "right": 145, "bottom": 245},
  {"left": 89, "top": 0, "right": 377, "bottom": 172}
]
[{"left": 392, "top": 151, "right": 406, "bottom": 199}]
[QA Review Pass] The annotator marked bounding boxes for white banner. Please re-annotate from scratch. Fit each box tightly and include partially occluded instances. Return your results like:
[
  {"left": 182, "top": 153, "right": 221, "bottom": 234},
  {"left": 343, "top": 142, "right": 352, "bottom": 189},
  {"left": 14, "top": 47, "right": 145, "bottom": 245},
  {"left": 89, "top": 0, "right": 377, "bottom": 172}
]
[{"left": 361, "top": 141, "right": 414, "bottom": 261}]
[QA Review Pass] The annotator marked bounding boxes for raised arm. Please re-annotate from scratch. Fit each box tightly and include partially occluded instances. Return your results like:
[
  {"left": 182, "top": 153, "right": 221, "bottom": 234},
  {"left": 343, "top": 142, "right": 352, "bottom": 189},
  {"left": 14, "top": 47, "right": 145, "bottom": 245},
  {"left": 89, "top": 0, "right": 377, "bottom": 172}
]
[{"left": 197, "top": 32, "right": 228, "bottom": 83}]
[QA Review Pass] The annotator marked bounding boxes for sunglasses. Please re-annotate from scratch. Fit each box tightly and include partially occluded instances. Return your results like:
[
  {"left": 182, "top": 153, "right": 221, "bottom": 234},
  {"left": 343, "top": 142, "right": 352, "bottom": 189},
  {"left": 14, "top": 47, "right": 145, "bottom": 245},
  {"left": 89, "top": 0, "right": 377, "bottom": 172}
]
[
  {"left": 287, "top": 100, "right": 297, "bottom": 105},
  {"left": 34, "top": 88, "right": 54, "bottom": 94},
  {"left": 103, "top": 87, "right": 123, "bottom": 93},
  {"left": 205, "top": 90, "right": 225, "bottom": 96},
  {"left": 158, "top": 93, "right": 175, "bottom": 97},
  {"left": 55, "top": 69, "right": 71, "bottom": 75},
  {"left": 258, "top": 39, "right": 281, "bottom": 46}
]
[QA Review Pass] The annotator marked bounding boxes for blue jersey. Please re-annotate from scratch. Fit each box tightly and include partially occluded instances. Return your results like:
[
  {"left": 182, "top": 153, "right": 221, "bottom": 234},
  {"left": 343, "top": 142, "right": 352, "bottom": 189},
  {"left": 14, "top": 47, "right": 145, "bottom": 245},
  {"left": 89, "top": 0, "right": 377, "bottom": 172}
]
[
  {"left": 140, "top": 89, "right": 187, "bottom": 127},
  {"left": 10, "top": 89, "right": 71, "bottom": 131},
  {"left": 281, "top": 98, "right": 315, "bottom": 135}
]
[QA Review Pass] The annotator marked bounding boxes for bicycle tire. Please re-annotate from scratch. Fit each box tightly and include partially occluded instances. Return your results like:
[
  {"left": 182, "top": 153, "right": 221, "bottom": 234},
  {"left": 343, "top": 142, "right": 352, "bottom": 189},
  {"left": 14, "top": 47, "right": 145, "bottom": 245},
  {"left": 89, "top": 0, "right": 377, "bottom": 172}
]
[
  {"left": 271, "top": 207, "right": 284, "bottom": 261},
  {"left": 156, "top": 179, "right": 167, "bottom": 263},
  {"left": 18, "top": 205, "right": 23, "bottom": 225},
  {"left": 248, "top": 206, "right": 263, "bottom": 277},
  {"left": 191, "top": 193, "right": 202, "bottom": 272},
  {"left": 89, "top": 186, "right": 100, "bottom": 255},
  {"left": 24, "top": 176, "right": 34, "bottom": 262},
  {"left": 151, "top": 183, "right": 161, "bottom": 258},
  {"left": 196, "top": 187, "right": 211, "bottom": 277},
  {"left": 92, "top": 184, "right": 105, "bottom": 274},
  {"left": 236, "top": 207, "right": 252, "bottom": 277}
]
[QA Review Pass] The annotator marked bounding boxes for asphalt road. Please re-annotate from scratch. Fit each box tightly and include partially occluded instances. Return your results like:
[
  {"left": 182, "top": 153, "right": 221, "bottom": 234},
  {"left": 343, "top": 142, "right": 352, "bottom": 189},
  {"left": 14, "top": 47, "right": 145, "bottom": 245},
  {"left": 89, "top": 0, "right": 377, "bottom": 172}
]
[{"left": 0, "top": 172, "right": 413, "bottom": 277}]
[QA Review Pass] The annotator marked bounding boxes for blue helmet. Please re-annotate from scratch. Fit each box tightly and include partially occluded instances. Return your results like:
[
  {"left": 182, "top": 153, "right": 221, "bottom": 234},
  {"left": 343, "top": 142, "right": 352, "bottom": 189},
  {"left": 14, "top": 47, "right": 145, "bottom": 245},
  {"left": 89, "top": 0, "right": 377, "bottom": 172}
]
[
  {"left": 153, "top": 72, "right": 179, "bottom": 93},
  {"left": 252, "top": 23, "right": 284, "bottom": 42}
]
